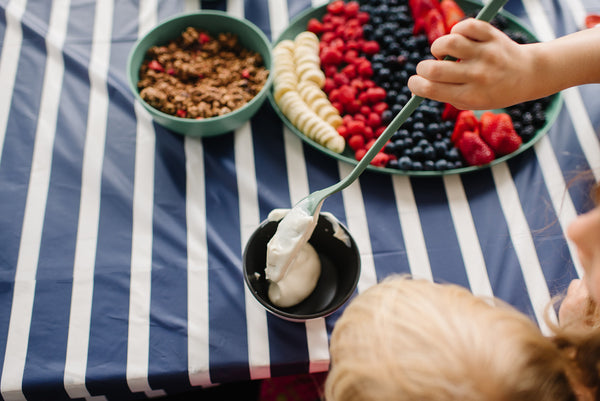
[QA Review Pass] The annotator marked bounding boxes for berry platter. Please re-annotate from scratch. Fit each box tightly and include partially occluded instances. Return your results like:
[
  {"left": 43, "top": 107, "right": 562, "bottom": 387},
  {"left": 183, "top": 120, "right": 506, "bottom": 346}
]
[{"left": 268, "top": 0, "right": 562, "bottom": 176}]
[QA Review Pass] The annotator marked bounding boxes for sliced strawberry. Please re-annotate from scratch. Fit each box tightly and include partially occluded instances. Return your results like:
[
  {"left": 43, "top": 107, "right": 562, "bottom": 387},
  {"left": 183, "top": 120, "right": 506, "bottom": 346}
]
[
  {"left": 457, "top": 131, "right": 495, "bottom": 166},
  {"left": 451, "top": 110, "right": 478, "bottom": 143},
  {"left": 480, "top": 112, "right": 522, "bottom": 155},
  {"left": 424, "top": 8, "right": 447, "bottom": 44},
  {"left": 441, "top": 103, "right": 461, "bottom": 121},
  {"left": 440, "top": 0, "right": 465, "bottom": 31}
]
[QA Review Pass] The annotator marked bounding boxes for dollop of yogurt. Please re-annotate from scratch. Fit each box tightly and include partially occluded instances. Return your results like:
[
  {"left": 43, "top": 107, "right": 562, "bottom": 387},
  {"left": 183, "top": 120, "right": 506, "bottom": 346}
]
[
  {"left": 265, "top": 206, "right": 319, "bottom": 283},
  {"left": 268, "top": 241, "right": 321, "bottom": 308}
]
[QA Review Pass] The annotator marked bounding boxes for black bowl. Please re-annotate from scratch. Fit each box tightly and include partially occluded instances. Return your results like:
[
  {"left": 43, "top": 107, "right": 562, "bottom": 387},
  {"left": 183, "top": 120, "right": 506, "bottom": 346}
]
[{"left": 243, "top": 212, "right": 361, "bottom": 321}]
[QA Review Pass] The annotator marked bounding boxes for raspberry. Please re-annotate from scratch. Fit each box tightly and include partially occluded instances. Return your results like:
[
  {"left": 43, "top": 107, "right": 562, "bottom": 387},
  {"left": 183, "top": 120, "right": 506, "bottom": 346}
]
[
  {"left": 176, "top": 109, "right": 187, "bottom": 118},
  {"left": 348, "top": 134, "right": 365, "bottom": 151},
  {"left": 344, "top": 1, "right": 360, "bottom": 17},
  {"left": 371, "top": 152, "right": 389, "bottom": 167},
  {"left": 365, "top": 87, "right": 386, "bottom": 103},
  {"left": 337, "top": 125, "right": 350, "bottom": 139},
  {"left": 356, "top": 60, "right": 373, "bottom": 78},
  {"left": 326, "top": 0, "right": 345, "bottom": 15},
  {"left": 367, "top": 112, "right": 382, "bottom": 128},
  {"left": 361, "top": 40, "right": 380, "bottom": 55},
  {"left": 337, "top": 85, "right": 357, "bottom": 105},
  {"left": 307, "top": 18, "right": 324, "bottom": 34},
  {"left": 347, "top": 119, "right": 366, "bottom": 136},
  {"left": 355, "top": 148, "right": 367, "bottom": 160},
  {"left": 320, "top": 47, "right": 343, "bottom": 66},
  {"left": 372, "top": 102, "right": 388, "bottom": 114},
  {"left": 199, "top": 32, "right": 211, "bottom": 44}
]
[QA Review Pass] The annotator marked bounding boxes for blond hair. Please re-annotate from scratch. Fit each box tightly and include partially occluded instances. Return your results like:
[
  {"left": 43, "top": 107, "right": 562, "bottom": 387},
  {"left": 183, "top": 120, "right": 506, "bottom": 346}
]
[{"left": 325, "top": 276, "right": 578, "bottom": 401}]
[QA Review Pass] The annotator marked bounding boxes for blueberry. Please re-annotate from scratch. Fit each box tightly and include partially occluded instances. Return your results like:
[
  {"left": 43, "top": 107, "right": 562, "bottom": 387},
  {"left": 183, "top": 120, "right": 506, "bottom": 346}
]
[
  {"left": 387, "top": 158, "right": 399, "bottom": 169},
  {"left": 423, "top": 160, "right": 435, "bottom": 171},
  {"left": 381, "top": 109, "right": 394, "bottom": 125},
  {"left": 446, "top": 147, "right": 460, "bottom": 161},
  {"left": 398, "top": 156, "right": 412, "bottom": 170},
  {"left": 520, "top": 125, "right": 536, "bottom": 141},
  {"left": 411, "top": 160, "right": 423, "bottom": 170},
  {"left": 423, "top": 145, "right": 436, "bottom": 160},
  {"left": 435, "top": 159, "right": 449, "bottom": 170},
  {"left": 412, "top": 121, "right": 425, "bottom": 131},
  {"left": 412, "top": 130, "right": 425, "bottom": 142}
]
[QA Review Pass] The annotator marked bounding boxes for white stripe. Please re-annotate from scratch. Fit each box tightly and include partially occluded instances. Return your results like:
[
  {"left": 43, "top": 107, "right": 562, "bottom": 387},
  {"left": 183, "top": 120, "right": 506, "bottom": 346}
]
[
  {"left": 0, "top": 1, "right": 68, "bottom": 400},
  {"left": 64, "top": 1, "right": 112, "bottom": 400},
  {"left": 443, "top": 175, "right": 494, "bottom": 297},
  {"left": 182, "top": 0, "right": 211, "bottom": 389},
  {"left": 281, "top": 128, "right": 330, "bottom": 375},
  {"left": 391, "top": 176, "right": 433, "bottom": 281},
  {"left": 125, "top": 1, "right": 165, "bottom": 398},
  {"left": 227, "top": 0, "right": 244, "bottom": 18},
  {"left": 337, "top": 163, "right": 377, "bottom": 294},
  {"left": 235, "top": 123, "right": 271, "bottom": 380},
  {"left": 533, "top": 137, "right": 584, "bottom": 277},
  {"left": 562, "top": 0, "right": 588, "bottom": 30},
  {"left": 491, "top": 164, "right": 556, "bottom": 334},
  {"left": 0, "top": 0, "right": 26, "bottom": 164},
  {"left": 185, "top": 136, "right": 211, "bottom": 387},
  {"left": 268, "top": 0, "right": 288, "bottom": 40}
]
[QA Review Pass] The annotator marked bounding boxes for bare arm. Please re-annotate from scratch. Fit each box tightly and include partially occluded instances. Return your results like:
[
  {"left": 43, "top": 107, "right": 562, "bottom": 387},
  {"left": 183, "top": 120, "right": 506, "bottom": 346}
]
[{"left": 408, "top": 19, "right": 600, "bottom": 110}]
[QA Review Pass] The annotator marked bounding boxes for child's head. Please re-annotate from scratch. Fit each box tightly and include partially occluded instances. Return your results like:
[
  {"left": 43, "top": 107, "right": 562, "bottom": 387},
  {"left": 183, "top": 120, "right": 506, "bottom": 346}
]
[{"left": 325, "top": 277, "right": 578, "bottom": 401}]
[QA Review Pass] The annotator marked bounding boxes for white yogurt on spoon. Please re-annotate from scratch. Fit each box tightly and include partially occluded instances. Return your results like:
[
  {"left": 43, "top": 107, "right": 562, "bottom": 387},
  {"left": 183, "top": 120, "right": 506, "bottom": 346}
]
[{"left": 264, "top": 205, "right": 322, "bottom": 307}]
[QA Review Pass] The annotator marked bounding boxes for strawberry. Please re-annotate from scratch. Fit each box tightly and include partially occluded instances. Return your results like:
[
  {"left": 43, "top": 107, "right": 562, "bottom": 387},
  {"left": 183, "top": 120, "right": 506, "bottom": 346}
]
[
  {"left": 424, "top": 8, "right": 447, "bottom": 44},
  {"left": 441, "top": 103, "right": 461, "bottom": 121},
  {"left": 479, "top": 112, "right": 522, "bottom": 155},
  {"left": 440, "top": 0, "right": 465, "bottom": 31},
  {"left": 451, "top": 110, "right": 479, "bottom": 143},
  {"left": 457, "top": 131, "right": 495, "bottom": 166}
]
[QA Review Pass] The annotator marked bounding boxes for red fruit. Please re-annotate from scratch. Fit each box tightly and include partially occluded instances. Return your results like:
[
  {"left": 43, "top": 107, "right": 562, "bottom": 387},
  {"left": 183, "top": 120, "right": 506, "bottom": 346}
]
[
  {"left": 424, "top": 8, "right": 446, "bottom": 44},
  {"left": 241, "top": 69, "right": 250, "bottom": 79},
  {"left": 341, "top": 63, "right": 357, "bottom": 79},
  {"left": 323, "top": 78, "right": 336, "bottom": 94},
  {"left": 440, "top": 0, "right": 465, "bottom": 30},
  {"left": 344, "top": 1, "right": 360, "bottom": 17},
  {"left": 585, "top": 14, "right": 600, "bottom": 28},
  {"left": 357, "top": 11, "right": 370, "bottom": 24},
  {"left": 367, "top": 112, "right": 382, "bottom": 128},
  {"left": 371, "top": 152, "right": 389, "bottom": 167},
  {"left": 337, "top": 125, "right": 350, "bottom": 139},
  {"left": 343, "top": 49, "right": 359, "bottom": 64},
  {"left": 360, "top": 105, "right": 371, "bottom": 116},
  {"left": 410, "top": 0, "right": 441, "bottom": 20},
  {"left": 361, "top": 40, "right": 380, "bottom": 55},
  {"left": 320, "top": 47, "right": 343, "bottom": 66},
  {"left": 176, "top": 109, "right": 187, "bottom": 118},
  {"left": 199, "top": 32, "right": 211, "bottom": 44},
  {"left": 441, "top": 103, "right": 461, "bottom": 121},
  {"left": 348, "top": 134, "right": 365, "bottom": 151},
  {"left": 479, "top": 112, "right": 522, "bottom": 155},
  {"left": 355, "top": 148, "right": 367, "bottom": 160},
  {"left": 326, "top": 0, "right": 345, "bottom": 14},
  {"left": 363, "top": 125, "right": 375, "bottom": 140},
  {"left": 307, "top": 18, "right": 324, "bottom": 34},
  {"left": 356, "top": 60, "right": 373, "bottom": 77},
  {"left": 148, "top": 60, "right": 164, "bottom": 72},
  {"left": 372, "top": 102, "right": 389, "bottom": 114},
  {"left": 333, "top": 72, "right": 351, "bottom": 86},
  {"left": 457, "top": 131, "right": 495, "bottom": 166},
  {"left": 337, "top": 85, "right": 357, "bottom": 105},
  {"left": 347, "top": 119, "right": 366, "bottom": 136},
  {"left": 451, "top": 110, "right": 479, "bottom": 143},
  {"left": 364, "top": 87, "right": 387, "bottom": 104}
]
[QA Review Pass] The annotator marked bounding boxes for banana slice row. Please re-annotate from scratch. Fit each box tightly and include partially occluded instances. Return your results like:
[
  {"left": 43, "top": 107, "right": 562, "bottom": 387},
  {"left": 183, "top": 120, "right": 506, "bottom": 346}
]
[{"left": 272, "top": 32, "right": 345, "bottom": 153}]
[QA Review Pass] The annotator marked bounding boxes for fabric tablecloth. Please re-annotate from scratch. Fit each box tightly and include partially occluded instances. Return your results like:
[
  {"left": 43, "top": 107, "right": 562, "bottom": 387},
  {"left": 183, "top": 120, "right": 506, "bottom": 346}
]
[{"left": 0, "top": 0, "right": 598, "bottom": 399}]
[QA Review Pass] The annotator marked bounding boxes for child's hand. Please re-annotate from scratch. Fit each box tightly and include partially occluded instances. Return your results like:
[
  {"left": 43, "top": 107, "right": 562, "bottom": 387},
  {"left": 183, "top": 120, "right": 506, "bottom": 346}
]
[{"left": 408, "top": 18, "right": 535, "bottom": 110}]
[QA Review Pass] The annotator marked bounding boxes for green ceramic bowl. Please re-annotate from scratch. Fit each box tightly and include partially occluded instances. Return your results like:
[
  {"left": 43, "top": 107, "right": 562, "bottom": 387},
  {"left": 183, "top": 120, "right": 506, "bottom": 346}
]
[{"left": 127, "top": 11, "right": 273, "bottom": 137}]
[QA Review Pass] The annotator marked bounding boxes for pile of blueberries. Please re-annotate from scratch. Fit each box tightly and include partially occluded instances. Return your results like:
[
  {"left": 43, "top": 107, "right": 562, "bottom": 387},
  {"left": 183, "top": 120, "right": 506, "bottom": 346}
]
[{"left": 356, "top": 0, "right": 551, "bottom": 172}]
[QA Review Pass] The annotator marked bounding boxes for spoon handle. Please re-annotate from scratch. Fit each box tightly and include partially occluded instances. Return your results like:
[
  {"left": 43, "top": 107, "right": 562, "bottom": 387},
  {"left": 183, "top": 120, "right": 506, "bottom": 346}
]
[{"left": 303, "top": 0, "right": 509, "bottom": 215}]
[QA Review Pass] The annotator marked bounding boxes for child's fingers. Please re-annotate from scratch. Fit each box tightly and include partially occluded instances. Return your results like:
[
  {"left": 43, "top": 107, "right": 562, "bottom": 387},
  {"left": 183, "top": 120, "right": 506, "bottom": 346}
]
[
  {"left": 414, "top": 59, "right": 469, "bottom": 85},
  {"left": 430, "top": 32, "right": 481, "bottom": 60},
  {"left": 450, "top": 18, "right": 497, "bottom": 42}
]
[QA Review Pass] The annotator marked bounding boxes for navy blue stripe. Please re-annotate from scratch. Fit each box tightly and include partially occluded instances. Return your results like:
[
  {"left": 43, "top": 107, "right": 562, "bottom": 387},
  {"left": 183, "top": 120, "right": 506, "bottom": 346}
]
[
  {"left": 245, "top": 0, "right": 272, "bottom": 40},
  {"left": 359, "top": 172, "right": 411, "bottom": 280},
  {"left": 461, "top": 170, "right": 537, "bottom": 318},
  {"left": 0, "top": 1, "right": 50, "bottom": 387},
  {"left": 86, "top": 1, "right": 140, "bottom": 398},
  {"left": 412, "top": 177, "right": 471, "bottom": 287},
  {"left": 200, "top": 0, "right": 226, "bottom": 12},
  {"left": 203, "top": 133, "right": 250, "bottom": 383},
  {"left": 146, "top": 127, "right": 190, "bottom": 393},
  {"left": 22, "top": 1, "right": 95, "bottom": 399}
]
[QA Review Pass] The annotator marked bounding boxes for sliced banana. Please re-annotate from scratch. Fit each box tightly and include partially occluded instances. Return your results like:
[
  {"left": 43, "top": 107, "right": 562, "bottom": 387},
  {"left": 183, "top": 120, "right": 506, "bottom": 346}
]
[{"left": 272, "top": 32, "right": 344, "bottom": 153}]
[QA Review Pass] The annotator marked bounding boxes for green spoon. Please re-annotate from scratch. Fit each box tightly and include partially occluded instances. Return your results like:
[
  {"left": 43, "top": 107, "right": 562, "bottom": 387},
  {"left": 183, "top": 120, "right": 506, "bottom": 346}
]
[{"left": 265, "top": 0, "right": 509, "bottom": 281}]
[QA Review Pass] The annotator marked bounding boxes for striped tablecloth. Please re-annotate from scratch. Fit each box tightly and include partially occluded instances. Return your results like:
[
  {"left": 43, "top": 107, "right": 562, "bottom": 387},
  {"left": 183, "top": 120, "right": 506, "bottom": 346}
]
[{"left": 0, "top": 0, "right": 598, "bottom": 399}]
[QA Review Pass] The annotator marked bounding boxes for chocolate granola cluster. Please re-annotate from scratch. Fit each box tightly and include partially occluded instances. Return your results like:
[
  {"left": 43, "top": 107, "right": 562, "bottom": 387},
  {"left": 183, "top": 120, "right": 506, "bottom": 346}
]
[{"left": 137, "top": 27, "right": 269, "bottom": 119}]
